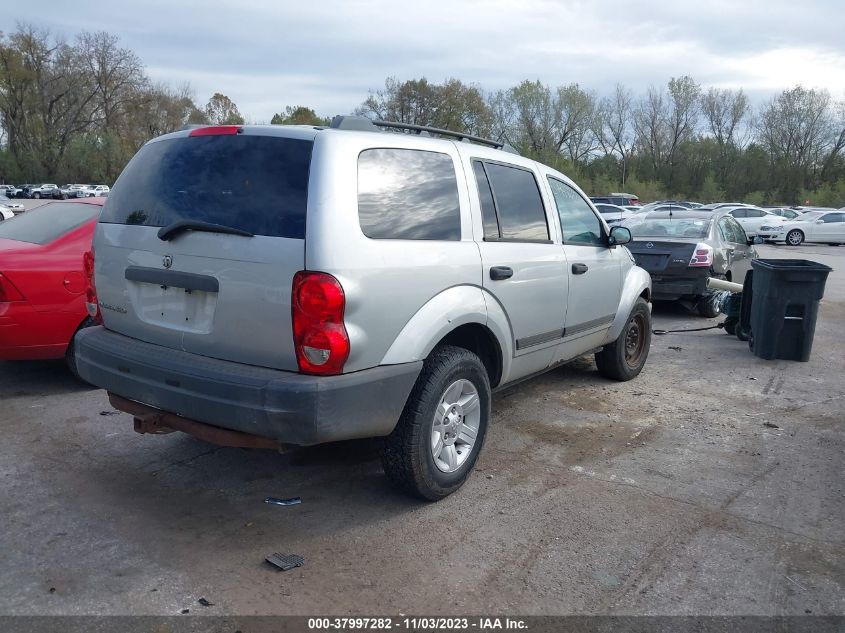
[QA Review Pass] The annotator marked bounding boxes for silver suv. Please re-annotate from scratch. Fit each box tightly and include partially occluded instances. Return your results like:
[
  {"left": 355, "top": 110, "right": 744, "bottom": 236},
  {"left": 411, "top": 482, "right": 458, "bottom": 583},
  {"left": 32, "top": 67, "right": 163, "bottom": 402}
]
[{"left": 75, "top": 117, "right": 652, "bottom": 500}]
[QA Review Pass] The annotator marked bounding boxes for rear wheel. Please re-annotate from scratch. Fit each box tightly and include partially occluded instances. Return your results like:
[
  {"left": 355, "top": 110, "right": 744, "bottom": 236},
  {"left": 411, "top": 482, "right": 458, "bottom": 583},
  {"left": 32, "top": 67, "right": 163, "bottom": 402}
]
[
  {"left": 595, "top": 298, "right": 651, "bottom": 381},
  {"left": 696, "top": 294, "right": 721, "bottom": 318},
  {"left": 381, "top": 345, "right": 491, "bottom": 501},
  {"left": 786, "top": 229, "right": 804, "bottom": 246}
]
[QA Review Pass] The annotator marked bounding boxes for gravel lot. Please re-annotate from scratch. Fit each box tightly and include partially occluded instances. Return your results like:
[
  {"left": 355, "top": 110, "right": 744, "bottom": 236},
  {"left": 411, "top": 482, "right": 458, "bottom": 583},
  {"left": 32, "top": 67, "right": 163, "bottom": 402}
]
[{"left": 0, "top": 206, "right": 842, "bottom": 616}]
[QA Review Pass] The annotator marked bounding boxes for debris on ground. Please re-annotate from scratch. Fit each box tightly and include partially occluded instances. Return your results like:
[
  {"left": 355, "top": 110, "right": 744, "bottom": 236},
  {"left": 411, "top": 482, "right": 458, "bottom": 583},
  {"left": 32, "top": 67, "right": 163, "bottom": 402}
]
[
  {"left": 264, "top": 496, "right": 302, "bottom": 506},
  {"left": 764, "top": 421, "right": 780, "bottom": 429},
  {"left": 198, "top": 597, "right": 214, "bottom": 607},
  {"left": 99, "top": 411, "right": 119, "bottom": 416},
  {"left": 668, "top": 346, "right": 683, "bottom": 352},
  {"left": 180, "top": 609, "right": 190, "bottom": 614},
  {"left": 265, "top": 553, "right": 305, "bottom": 571}
]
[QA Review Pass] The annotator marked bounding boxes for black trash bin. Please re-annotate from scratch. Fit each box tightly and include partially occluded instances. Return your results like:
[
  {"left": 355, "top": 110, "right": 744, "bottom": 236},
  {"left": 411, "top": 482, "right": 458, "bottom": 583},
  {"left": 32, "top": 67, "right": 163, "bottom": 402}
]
[{"left": 748, "top": 259, "right": 833, "bottom": 361}]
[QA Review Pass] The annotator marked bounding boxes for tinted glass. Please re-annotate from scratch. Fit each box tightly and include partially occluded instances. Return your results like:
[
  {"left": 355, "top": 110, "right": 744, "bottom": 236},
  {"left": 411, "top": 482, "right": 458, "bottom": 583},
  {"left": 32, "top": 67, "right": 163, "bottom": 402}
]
[
  {"left": 623, "top": 214, "right": 711, "bottom": 239},
  {"left": 822, "top": 213, "right": 845, "bottom": 223},
  {"left": 747, "top": 209, "right": 767, "bottom": 217},
  {"left": 596, "top": 205, "right": 619, "bottom": 215},
  {"left": 0, "top": 202, "right": 99, "bottom": 244},
  {"left": 101, "top": 135, "right": 312, "bottom": 239},
  {"left": 472, "top": 161, "right": 500, "bottom": 239},
  {"left": 717, "top": 218, "right": 730, "bottom": 243},
  {"left": 548, "top": 178, "right": 603, "bottom": 245},
  {"left": 729, "top": 209, "right": 747, "bottom": 218},
  {"left": 484, "top": 163, "right": 548, "bottom": 241},
  {"left": 720, "top": 217, "right": 745, "bottom": 243},
  {"left": 358, "top": 149, "right": 461, "bottom": 240}
]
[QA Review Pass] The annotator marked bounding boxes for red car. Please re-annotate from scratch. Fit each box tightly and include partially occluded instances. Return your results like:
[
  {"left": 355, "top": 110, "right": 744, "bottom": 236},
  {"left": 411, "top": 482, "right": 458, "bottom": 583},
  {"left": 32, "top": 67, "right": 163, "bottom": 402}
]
[{"left": 0, "top": 199, "right": 103, "bottom": 377}]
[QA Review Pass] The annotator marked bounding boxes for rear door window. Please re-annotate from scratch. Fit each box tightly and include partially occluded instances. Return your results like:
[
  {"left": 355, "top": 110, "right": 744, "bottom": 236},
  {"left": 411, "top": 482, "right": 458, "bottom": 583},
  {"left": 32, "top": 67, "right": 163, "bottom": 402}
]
[
  {"left": 0, "top": 202, "right": 99, "bottom": 244},
  {"left": 478, "top": 161, "right": 549, "bottom": 242},
  {"left": 358, "top": 148, "right": 461, "bottom": 240},
  {"left": 101, "top": 134, "right": 313, "bottom": 239}
]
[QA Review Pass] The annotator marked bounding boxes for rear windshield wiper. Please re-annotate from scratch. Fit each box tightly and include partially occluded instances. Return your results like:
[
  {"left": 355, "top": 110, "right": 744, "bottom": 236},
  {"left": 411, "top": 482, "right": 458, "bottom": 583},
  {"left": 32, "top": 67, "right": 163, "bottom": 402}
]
[{"left": 157, "top": 220, "right": 254, "bottom": 241}]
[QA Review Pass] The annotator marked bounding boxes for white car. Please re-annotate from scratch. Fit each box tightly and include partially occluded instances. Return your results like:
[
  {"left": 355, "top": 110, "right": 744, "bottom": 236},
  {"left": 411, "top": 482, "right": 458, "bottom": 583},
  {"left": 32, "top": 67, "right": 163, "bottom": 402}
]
[
  {"left": 0, "top": 195, "right": 24, "bottom": 213},
  {"left": 726, "top": 206, "right": 785, "bottom": 238},
  {"left": 85, "top": 185, "right": 110, "bottom": 197},
  {"left": 0, "top": 205, "right": 14, "bottom": 221},
  {"left": 593, "top": 203, "right": 632, "bottom": 225},
  {"left": 766, "top": 210, "right": 845, "bottom": 246}
]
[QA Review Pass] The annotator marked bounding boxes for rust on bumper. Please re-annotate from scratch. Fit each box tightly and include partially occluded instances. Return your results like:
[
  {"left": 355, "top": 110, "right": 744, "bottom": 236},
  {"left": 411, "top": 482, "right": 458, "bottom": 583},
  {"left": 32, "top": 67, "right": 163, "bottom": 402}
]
[{"left": 108, "top": 393, "right": 285, "bottom": 451}]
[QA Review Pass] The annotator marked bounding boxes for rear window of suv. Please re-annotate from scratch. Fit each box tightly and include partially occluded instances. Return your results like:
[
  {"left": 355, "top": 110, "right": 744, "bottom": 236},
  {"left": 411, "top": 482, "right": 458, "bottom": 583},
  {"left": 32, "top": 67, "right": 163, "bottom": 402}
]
[{"left": 101, "top": 134, "right": 312, "bottom": 239}]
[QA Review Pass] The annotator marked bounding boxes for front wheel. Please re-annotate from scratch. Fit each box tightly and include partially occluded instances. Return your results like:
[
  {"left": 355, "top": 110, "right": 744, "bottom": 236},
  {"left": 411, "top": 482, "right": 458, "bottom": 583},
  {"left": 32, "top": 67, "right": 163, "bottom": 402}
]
[
  {"left": 595, "top": 297, "right": 651, "bottom": 381},
  {"left": 381, "top": 345, "right": 491, "bottom": 501},
  {"left": 786, "top": 230, "right": 804, "bottom": 246}
]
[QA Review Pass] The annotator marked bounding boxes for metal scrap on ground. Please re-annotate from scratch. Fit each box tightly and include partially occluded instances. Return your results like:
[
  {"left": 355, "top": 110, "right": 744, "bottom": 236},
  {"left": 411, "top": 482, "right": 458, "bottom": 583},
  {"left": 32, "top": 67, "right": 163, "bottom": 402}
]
[{"left": 265, "top": 553, "right": 305, "bottom": 571}]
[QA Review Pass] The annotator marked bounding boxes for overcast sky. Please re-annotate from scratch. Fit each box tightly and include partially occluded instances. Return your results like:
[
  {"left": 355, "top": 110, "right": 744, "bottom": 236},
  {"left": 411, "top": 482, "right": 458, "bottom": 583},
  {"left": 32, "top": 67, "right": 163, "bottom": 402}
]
[{"left": 5, "top": 0, "right": 845, "bottom": 122}]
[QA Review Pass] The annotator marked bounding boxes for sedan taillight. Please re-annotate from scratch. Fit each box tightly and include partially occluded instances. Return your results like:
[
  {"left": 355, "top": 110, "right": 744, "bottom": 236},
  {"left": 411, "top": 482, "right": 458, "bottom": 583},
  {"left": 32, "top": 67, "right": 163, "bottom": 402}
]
[
  {"left": 83, "top": 249, "right": 102, "bottom": 323},
  {"left": 689, "top": 243, "right": 714, "bottom": 267}
]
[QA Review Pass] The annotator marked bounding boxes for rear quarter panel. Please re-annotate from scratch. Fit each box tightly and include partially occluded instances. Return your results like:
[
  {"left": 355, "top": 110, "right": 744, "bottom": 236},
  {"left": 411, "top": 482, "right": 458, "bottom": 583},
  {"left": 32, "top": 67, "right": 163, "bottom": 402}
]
[{"left": 306, "top": 131, "right": 483, "bottom": 373}]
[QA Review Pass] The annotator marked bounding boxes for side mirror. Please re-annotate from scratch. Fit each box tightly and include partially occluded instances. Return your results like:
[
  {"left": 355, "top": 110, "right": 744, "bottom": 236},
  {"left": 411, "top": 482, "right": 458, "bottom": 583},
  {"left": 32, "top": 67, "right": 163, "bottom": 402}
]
[
  {"left": 608, "top": 225, "right": 632, "bottom": 246},
  {"left": 815, "top": 220, "right": 824, "bottom": 224}
]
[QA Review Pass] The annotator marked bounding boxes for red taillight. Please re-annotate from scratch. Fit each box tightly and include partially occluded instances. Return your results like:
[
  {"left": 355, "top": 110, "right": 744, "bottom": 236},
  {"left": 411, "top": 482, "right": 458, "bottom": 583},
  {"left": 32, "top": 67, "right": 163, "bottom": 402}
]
[
  {"left": 689, "top": 243, "right": 714, "bottom": 267},
  {"left": 292, "top": 271, "right": 349, "bottom": 375},
  {"left": 83, "top": 249, "right": 102, "bottom": 323},
  {"left": 0, "top": 272, "right": 25, "bottom": 302},
  {"left": 188, "top": 125, "right": 242, "bottom": 137}
]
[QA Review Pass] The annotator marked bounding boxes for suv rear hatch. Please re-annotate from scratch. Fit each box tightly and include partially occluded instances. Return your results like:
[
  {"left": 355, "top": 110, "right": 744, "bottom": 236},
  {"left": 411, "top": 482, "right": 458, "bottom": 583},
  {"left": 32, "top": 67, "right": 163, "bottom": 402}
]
[{"left": 95, "top": 127, "right": 314, "bottom": 371}]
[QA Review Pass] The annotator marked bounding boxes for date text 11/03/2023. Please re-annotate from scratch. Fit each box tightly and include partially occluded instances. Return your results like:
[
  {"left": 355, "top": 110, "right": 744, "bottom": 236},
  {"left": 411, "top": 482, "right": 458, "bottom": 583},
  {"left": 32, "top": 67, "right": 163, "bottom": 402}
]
[{"left": 307, "top": 617, "right": 528, "bottom": 630}]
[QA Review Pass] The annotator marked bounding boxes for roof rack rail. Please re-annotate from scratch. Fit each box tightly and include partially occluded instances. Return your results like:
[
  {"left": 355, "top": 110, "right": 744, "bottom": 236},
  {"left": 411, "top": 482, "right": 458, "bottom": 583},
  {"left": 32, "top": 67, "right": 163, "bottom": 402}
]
[{"left": 329, "top": 115, "right": 509, "bottom": 151}]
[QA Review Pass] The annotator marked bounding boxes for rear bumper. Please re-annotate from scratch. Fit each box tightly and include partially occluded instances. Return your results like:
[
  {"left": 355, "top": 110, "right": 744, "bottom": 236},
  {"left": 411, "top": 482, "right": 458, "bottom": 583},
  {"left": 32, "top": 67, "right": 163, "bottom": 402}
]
[
  {"left": 649, "top": 269, "right": 709, "bottom": 300},
  {"left": 75, "top": 327, "right": 422, "bottom": 446}
]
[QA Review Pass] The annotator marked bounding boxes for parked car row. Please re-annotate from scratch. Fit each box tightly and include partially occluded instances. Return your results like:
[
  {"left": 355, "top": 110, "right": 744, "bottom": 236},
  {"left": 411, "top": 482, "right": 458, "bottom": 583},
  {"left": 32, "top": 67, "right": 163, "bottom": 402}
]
[
  {"left": 0, "top": 183, "right": 110, "bottom": 199},
  {"left": 2, "top": 119, "right": 841, "bottom": 500}
]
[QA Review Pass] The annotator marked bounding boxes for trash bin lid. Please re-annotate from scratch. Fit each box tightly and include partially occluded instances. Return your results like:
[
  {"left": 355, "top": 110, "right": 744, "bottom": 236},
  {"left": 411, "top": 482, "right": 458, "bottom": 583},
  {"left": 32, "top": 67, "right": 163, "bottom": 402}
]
[{"left": 751, "top": 259, "right": 833, "bottom": 274}]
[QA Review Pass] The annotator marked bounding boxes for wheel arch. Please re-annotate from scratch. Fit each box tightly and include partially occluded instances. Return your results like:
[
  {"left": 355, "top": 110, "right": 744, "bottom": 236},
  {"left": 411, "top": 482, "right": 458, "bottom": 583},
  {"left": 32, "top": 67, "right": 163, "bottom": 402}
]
[{"left": 380, "top": 285, "right": 511, "bottom": 388}]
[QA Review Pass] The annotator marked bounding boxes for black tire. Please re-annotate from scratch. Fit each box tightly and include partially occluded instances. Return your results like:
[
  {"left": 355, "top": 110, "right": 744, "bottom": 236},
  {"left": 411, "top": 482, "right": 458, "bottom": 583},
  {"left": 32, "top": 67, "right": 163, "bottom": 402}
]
[
  {"left": 696, "top": 294, "right": 721, "bottom": 318},
  {"left": 65, "top": 318, "right": 96, "bottom": 382},
  {"left": 786, "top": 229, "right": 804, "bottom": 246},
  {"left": 595, "top": 298, "right": 651, "bottom": 381},
  {"left": 381, "top": 345, "right": 491, "bottom": 501},
  {"left": 723, "top": 318, "right": 737, "bottom": 335}
]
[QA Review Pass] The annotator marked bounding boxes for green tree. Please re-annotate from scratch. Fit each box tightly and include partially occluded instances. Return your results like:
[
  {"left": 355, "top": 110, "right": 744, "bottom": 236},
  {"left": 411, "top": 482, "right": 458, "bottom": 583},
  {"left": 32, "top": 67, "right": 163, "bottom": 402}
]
[
  {"left": 270, "top": 105, "right": 325, "bottom": 125},
  {"left": 204, "top": 92, "right": 244, "bottom": 125}
]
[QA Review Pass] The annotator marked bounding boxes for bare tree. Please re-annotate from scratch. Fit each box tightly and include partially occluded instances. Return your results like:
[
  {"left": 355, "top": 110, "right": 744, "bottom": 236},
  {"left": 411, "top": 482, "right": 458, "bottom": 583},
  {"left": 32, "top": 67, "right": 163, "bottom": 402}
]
[
  {"left": 757, "top": 86, "right": 833, "bottom": 194},
  {"left": 594, "top": 84, "right": 635, "bottom": 185},
  {"left": 701, "top": 87, "right": 750, "bottom": 187},
  {"left": 633, "top": 85, "right": 669, "bottom": 176}
]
